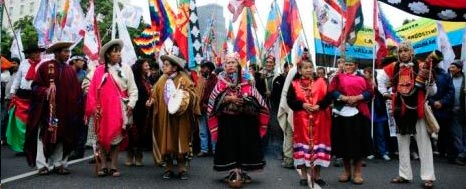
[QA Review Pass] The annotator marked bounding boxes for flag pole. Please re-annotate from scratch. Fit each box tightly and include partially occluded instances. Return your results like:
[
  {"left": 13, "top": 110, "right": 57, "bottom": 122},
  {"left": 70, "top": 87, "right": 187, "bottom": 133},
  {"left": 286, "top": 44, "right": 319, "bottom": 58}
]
[
  {"left": 3, "top": 1, "right": 24, "bottom": 61},
  {"left": 0, "top": 1, "right": 3, "bottom": 59},
  {"left": 111, "top": 0, "right": 117, "bottom": 40},
  {"left": 250, "top": 7, "right": 263, "bottom": 63},
  {"left": 295, "top": 2, "right": 311, "bottom": 55},
  {"left": 275, "top": 0, "right": 291, "bottom": 64}
]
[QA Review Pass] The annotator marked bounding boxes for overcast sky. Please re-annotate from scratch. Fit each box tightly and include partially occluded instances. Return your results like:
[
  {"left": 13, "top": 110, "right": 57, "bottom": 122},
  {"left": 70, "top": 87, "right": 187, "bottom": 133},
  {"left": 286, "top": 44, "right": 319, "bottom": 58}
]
[{"left": 127, "top": 0, "right": 418, "bottom": 56}]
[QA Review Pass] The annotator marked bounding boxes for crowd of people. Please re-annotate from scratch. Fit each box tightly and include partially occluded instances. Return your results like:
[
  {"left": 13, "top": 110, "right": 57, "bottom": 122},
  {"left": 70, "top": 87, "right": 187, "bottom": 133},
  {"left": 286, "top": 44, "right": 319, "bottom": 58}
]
[{"left": 1, "top": 39, "right": 465, "bottom": 189}]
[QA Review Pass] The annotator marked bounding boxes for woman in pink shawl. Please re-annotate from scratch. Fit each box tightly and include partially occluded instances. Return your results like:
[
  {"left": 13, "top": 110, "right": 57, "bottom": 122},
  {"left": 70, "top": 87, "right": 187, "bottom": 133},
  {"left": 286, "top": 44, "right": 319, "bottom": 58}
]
[
  {"left": 85, "top": 39, "right": 138, "bottom": 177},
  {"left": 329, "top": 57, "right": 373, "bottom": 185}
]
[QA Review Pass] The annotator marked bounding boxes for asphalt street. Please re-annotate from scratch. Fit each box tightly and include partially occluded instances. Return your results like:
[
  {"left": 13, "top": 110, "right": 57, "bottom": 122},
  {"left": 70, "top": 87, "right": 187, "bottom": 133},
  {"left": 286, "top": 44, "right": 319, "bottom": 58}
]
[{"left": 1, "top": 145, "right": 466, "bottom": 189}]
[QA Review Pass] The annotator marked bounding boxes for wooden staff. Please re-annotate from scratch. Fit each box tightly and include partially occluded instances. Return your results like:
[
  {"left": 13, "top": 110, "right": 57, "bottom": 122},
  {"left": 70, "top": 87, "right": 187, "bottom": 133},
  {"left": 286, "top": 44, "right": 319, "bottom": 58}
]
[
  {"left": 47, "top": 63, "right": 58, "bottom": 144},
  {"left": 93, "top": 75, "right": 106, "bottom": 176}
]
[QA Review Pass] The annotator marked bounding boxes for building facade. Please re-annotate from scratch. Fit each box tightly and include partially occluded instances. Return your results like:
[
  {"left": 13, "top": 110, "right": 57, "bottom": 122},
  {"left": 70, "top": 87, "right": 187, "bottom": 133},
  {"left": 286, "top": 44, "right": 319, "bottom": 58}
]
[{"left": 197, "top": 3, "right": 226, "bottom": 52}]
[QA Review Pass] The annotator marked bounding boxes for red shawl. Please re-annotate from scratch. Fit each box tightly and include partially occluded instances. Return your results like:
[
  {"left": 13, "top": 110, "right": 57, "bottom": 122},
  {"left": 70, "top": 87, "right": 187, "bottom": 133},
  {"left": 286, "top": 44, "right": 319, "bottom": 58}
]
[
  {"left": 85, "top": 65, "right": 124, "bottom": 151},
  {"left": 207, "top": 72, "right": 269, "bottom": 142}
]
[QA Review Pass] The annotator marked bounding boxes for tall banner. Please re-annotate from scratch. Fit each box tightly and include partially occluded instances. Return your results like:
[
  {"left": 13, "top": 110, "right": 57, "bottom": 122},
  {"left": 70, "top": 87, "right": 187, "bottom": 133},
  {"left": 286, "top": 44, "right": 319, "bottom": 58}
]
[{"left": 314, "top": 18, "right": 466, "bottom": 65}]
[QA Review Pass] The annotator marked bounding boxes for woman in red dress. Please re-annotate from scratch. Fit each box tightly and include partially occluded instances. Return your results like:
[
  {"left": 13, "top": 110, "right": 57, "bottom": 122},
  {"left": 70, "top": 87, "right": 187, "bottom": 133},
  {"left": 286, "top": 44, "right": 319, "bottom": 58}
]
[{"left": 286, "top": 58, "right": 332, "bottom": 186}]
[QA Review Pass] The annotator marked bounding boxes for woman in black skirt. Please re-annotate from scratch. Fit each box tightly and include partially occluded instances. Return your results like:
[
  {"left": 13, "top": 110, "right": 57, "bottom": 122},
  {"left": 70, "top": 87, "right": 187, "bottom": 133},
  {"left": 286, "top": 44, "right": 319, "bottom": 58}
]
[
  {"left": 207, "top": 53, "right": 269, "bottom": 188},
  {"left": 328, "top": 58, "right": 373, "bottom": 185}
]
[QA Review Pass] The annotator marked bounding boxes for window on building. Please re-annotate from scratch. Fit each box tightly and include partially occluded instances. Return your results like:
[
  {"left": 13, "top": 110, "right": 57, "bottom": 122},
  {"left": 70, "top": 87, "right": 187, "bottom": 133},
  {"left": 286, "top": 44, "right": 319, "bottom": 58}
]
[
  {"left": 30, "top": 3, "right": 34, "bottom": 12},
  {"left": 9, "top": 7, "right": 13, "bottom": 14},
  {"left": 20, "top": 5, "right": 24, "bottom": 14}
]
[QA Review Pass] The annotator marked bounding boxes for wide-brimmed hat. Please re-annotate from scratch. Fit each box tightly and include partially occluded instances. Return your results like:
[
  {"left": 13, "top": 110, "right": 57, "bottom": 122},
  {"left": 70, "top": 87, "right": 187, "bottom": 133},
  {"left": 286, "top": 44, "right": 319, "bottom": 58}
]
[
  {"left": 161, "top": 54, "right": 186, "bottom": 70},
  {"left": 99, "top": 39, "right": 124, "bottom": 61},
  {"left": 70, "top": 54, "right": 88, "bottom": 62},
  {"left": 451, "top": 59, "right": 463, "bottom": 69},
  {"left": 23, "top": 44, "right": 46, "bottom": 54},
  {"left": 46, "top": 41, "right": 73, "bottom": 53}
]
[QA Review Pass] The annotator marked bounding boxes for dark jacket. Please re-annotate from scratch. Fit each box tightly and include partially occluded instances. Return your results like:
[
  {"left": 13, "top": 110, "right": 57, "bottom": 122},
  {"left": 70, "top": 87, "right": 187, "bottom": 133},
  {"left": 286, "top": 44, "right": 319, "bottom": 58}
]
[
  {"left": 451, "top": 72, "right": 465, "bottom": 115},
  {"left": 428, "top": 67, "right": 454, "bottom": 120},
  {"left": 271, "top": 73, "right": 286, "bottom": 109}
]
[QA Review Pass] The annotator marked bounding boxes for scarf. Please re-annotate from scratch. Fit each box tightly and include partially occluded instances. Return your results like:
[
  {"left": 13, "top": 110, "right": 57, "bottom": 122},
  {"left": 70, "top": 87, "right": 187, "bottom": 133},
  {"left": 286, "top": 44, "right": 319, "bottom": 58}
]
[{"left": 25, "top": 59, "right": 41, "bottom": 80}]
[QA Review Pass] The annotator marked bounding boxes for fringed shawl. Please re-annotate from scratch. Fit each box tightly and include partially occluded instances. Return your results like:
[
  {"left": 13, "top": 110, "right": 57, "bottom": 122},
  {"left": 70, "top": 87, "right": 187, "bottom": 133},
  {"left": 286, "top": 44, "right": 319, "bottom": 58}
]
[{"left": 207, "top": 71, "right": 269, "bottom": 142}]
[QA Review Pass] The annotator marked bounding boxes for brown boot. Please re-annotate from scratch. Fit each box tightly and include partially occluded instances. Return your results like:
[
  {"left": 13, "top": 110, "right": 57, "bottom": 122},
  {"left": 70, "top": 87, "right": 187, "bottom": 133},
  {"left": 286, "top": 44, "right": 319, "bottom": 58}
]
[
  {"left": 352, "top": 160, "right": 364, "bottom": 185},
  {"left": 339, "top": 159, "right": 351, "bottom": 182}
]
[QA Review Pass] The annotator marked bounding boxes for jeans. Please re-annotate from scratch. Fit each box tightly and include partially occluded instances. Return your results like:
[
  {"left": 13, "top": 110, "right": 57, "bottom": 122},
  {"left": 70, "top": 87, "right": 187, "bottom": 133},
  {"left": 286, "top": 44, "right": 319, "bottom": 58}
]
[
  {"left": 199, "top": 113, "right": 215, "bottom": 153},
  {"left": 374, "top": 121, "right": 388, "bottom": 156},
  {"left": 451, "top": 112, "right": 466, "bottom": 158}
]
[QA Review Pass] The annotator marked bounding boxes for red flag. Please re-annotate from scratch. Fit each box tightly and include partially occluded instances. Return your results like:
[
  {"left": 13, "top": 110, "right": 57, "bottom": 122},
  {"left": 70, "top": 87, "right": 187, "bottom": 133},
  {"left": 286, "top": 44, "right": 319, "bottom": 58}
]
[
  {"left": 173, "top": 0, "right": 190, "bottom": 60},
  {"left": 373, "top": 0, "right": 387, "bottom": 68}
]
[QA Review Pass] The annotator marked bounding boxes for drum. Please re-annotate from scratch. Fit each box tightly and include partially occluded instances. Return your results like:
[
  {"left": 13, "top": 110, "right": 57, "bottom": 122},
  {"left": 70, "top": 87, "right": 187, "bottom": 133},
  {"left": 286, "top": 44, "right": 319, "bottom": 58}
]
[{"left": 168, "top": 88, "right": 190, "bottom": 115}]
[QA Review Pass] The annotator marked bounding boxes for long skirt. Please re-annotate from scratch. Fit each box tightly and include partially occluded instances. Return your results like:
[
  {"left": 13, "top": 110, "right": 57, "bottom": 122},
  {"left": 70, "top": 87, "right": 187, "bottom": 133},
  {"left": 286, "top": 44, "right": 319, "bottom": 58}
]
[
  {"left": 214, "top": 114, "right": 266, "bottom": 171},
  {"left": 331, "top": 113, "right": 371, "bottom": 160}
]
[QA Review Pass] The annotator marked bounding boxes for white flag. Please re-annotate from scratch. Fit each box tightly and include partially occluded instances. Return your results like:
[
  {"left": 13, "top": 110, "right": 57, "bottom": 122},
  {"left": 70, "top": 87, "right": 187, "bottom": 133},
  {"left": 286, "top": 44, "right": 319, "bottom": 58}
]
[
  {"left": 10, "top": 30, "right": 25, "bottom": 62},
  {"left": 81, "top": 0, "right": 100, "bottom": 61},
  {"left": 116, "top": 3, "right": 137, "bottom": 66},
  {"left": 120, "top": 4, "right": 142, "bottom": 29},
  {"left": 461, "top": 23, "right": 466, "bottom": 65},
  {"left": 314, "top": 0, "right": 345, "bottom": 47},
  {"left": 436, "top": 21, "right": 455, "bottom": 72},
  {"left": 61, "top": 0, "right": 85, "bottom": 45}
]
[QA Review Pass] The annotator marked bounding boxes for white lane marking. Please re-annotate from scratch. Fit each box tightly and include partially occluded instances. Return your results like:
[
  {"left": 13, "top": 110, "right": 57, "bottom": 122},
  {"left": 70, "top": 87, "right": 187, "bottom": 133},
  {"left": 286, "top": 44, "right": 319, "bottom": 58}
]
[{"left": 1, "top": 155, "right": 93, "bottom": 184}]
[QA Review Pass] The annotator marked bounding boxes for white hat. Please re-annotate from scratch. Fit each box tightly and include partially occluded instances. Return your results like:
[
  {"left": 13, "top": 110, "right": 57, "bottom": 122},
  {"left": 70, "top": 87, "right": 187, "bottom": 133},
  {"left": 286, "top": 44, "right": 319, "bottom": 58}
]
[
  {"left": 160, "top": 54, "right": 186, "bottom": 69},
  {"left": 99, "top": 39, "right": 124, "bottom": 61}
]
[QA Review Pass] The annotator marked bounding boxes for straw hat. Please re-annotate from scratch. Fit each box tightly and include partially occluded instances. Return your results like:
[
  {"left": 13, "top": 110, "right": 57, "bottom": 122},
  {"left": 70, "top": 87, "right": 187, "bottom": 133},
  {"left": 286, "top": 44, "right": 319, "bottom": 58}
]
[{"left": 99, "top": 39, "right": 124, "bottom": 61}]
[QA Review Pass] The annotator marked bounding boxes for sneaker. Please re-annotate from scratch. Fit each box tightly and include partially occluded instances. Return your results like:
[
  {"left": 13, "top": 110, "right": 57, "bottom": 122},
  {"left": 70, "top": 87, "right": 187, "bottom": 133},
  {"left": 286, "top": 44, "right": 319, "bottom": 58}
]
[
  {"left": 449, "top": 158, "right": 466, "bottom": 166},
  {"left": 382, "top": 154, "right": 391, "bottom": 161},
  {"left": 162, "top": 170, "right": 174, "bottom": 179},
  {"left": 367, "top": 155, "right": 375, "bottom": 160}
]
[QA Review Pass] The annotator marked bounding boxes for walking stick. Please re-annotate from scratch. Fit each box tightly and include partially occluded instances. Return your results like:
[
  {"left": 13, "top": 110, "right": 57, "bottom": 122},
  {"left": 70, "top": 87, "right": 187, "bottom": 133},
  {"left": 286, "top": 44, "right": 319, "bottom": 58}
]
[
  {"left": 308, "top": 112, "right": 315, "bottom": 189},
  {"left": 93, "top": 75, "right": 107, "bottom": 176},
  {"left": 47, "top": 63, "right": 58, "bottom": 144}
]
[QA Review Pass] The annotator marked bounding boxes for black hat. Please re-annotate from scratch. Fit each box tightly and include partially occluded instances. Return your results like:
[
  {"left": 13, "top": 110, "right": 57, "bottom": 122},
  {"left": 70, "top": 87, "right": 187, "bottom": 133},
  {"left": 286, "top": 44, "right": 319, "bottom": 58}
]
[
  {"left": 201, "top": 61, "right": 215, "bottom": 71},
  {"left": 451, "top": 60, "right": 463, "bottom": 69},
  {"left": 23, "top": 44, "right": 46, "bottom": 54}
]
